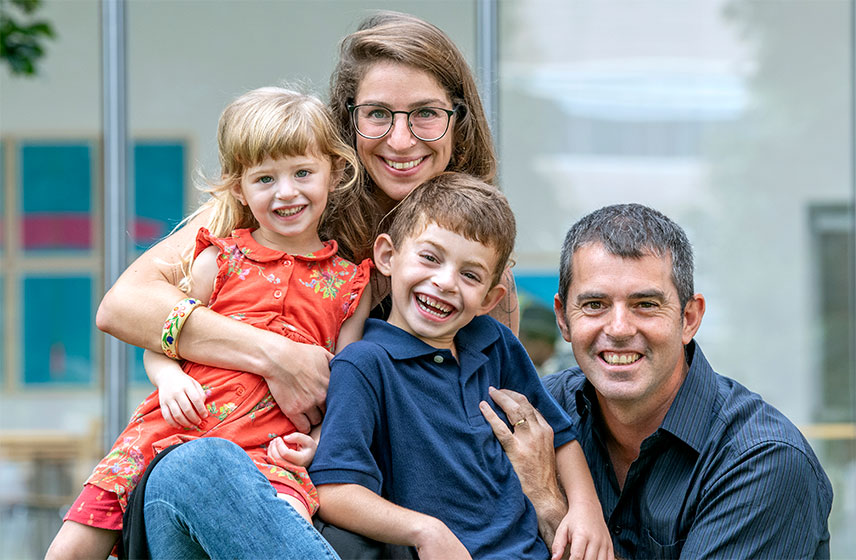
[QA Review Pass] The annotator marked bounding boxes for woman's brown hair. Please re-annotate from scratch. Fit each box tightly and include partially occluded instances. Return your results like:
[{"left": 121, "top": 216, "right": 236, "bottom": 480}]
[{"left": 323, "top": 11, "right": 497, "bottom": 262}]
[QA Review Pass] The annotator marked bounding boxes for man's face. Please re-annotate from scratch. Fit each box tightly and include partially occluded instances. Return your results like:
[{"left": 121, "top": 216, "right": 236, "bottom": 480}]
[{"left": 554, "top": 243, "right": 703, "bottom": 412}]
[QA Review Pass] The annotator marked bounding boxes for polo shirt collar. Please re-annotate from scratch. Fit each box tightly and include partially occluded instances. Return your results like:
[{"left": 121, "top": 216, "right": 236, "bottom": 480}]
[
  {"left": 574, "top": 339, "right": 715, "bottom": 454},
  {"left": 361, "top": 315, "right": 500, "bottom": 361},
  {"left": 231, "top": 228, "right": 339, "bottom": 263}
]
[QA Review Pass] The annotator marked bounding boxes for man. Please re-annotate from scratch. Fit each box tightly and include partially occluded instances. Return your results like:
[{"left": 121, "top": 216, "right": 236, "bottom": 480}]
[{"left": 483, "top": 203, "right": 833, "bottom": 558}]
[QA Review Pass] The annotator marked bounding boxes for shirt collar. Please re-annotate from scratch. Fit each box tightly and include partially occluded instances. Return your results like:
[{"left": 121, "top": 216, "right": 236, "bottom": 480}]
[
  {"left": 361, "top": 315, "right": 500, "bottom": 361},
  {"left": 659, "top": 340, "right": 717, "bottom": 453},
  {"left": 574, "top": 339, "right": 715, "bottom": 454},
  {"left": 231, "top": 228, "right": 338, "bottom": 263}
]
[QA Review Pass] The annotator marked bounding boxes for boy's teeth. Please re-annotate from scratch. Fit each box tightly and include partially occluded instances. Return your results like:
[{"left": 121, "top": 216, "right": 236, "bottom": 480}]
[
  {"left": 603, "top": 352, "right": 642, "bottom": 365},
  {"left": 275, "top": 206, "right": 305, "bottom": 217},
  {"left": 416, "top": 294, "right": 453, "bottom": 317},
  {"left": 384, "top": 157, "right": 424, "bottom": 170}
]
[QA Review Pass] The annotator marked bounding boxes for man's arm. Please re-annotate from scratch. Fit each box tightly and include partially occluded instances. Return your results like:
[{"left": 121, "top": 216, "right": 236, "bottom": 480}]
[
  {"left": 479, "top": 388, "right": 569, "bottom": 546},
  {"left": 680, "top": 441, "right": 832, "bottom": 559},
  {"left": 317, "top": 484, "right": 471, "bottom": 560}
]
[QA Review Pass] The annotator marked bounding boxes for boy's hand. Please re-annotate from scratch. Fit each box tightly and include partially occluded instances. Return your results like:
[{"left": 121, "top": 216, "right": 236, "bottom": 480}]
[
  {"left": 551, "top": 499, "right": 614, "bottom": 560},
  {"left": 157, "top": 371, "right": 208, "bottom": 429},
  {"left": 267, "top": 433, "right": 318, "bottom": 468},
  {"left": 414, "top": 519, "right": 472, "bottom": 560}
]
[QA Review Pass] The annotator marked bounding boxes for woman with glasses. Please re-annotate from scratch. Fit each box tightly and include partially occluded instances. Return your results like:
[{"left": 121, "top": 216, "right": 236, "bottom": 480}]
[{"left": 94, "top": 12, "right": 521, "bottom": 559}]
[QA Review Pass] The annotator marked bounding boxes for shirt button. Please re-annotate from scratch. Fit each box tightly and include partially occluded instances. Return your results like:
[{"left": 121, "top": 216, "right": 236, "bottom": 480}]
[
  {"left": 273, "top": 289, "right": 282, "bottom": 298},
  {"left": 433, "top": 355, "right": 444, "bottom": 364},
  {"left": 235, "top": 385, "right": 245, "bottom": 396},
  {"left": 611, "top": 525, "right": 621, "bottom": 535},
  {"left": 283, "top": 259, "right": 291, "bottom": 266}
]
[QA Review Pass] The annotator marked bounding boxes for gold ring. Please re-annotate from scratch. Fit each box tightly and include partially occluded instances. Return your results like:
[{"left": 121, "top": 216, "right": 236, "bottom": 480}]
[{"left": 513, "top": 419, "right": 526, "bottom": 427}]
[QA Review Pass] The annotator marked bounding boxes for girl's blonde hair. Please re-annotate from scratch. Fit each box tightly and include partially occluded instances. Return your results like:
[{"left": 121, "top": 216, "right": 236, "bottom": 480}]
[
  {"left": 323, "top": 11, "right": 498, "bottom": 262},
  {"left": 179, "top": 87, "right": 359, "bottom": 291}
]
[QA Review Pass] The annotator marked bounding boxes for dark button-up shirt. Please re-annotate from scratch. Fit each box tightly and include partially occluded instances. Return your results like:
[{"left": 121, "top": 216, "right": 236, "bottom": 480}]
[{"left": 543, "top": 340, "right": 833, "bottom": 559}]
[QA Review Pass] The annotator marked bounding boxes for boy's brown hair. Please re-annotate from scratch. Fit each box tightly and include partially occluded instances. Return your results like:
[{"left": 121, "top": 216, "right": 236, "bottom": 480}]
[{"left": 386, "top": 172, "right": 516, "bottom": 287}]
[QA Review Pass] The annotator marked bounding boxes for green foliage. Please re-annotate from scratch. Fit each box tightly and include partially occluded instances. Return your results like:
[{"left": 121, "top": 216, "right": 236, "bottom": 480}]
[{"left": 0, "top": 0, "right": 56, "bottom": 76}]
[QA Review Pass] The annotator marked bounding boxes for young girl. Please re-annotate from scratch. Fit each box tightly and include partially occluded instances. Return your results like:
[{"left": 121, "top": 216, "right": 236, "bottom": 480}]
[{"left": 47, "top": 87, "right": 372, "bottom": 558}]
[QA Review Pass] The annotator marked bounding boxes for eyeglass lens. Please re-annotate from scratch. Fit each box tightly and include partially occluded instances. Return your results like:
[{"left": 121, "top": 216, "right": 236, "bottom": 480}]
[{"left": 353, "top": 105, "right": 451, "bottom": 141}]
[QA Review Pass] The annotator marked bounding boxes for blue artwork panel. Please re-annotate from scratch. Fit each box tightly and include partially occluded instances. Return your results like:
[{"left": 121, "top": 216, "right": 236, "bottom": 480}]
[
  {"left": 0, "top": 141, "right": 5, "bottom": 253},
  {"left": 23, "top": 276, "right": 93, "bottom": 385},
  {"left": 516, "top": 273, "right": 560, "bottom": 308},
  {"left": 20, "top": 142, "right": 93, "bottom": 251},
  {"left": 0, "top": 277, "right": 4, "bottom": 378},
  {"left": 134, "top": 142, "right": 185, "bottom": 250},
  {"left": 133, "top": 345, "right": 148, "bottom": 384}
]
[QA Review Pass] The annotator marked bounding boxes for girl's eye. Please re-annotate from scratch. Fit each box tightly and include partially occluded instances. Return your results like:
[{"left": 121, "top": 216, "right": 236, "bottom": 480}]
[
  {"left": 295, "top": 169, "right": 310, "bottom": 178},
  {"left": 258, "top": 175, "right": 274, "bottom": 184}
]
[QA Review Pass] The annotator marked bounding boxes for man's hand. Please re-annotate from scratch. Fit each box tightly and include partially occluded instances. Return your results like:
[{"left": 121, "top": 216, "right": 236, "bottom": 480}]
[
  {"left": 261, "top": 335, "right": 333, "bottom": 433},
  {"left": 480, "top": 387, "right": 568, "bottom": 546}
]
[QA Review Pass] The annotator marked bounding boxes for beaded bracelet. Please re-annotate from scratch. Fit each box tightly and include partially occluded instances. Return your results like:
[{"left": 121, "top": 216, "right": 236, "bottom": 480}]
[{"left": 161, "top": 297, "right": 204, "bottom": 359}]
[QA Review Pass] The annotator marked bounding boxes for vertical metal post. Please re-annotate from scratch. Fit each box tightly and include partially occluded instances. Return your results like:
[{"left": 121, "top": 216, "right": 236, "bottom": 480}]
[
  {"left": 101, "top": 0, "right": 128, "bottom": 449},
  {"left": 850, "top": 0, "right": 856, "bottom": 427},
  {"left": 476, "top": 0, "right": 499, "bottom": 139}
]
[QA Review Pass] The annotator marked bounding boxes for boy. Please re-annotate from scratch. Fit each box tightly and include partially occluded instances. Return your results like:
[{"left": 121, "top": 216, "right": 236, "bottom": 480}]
[{"left": 309, "top": 173, "right": 611, "bottom": 559}]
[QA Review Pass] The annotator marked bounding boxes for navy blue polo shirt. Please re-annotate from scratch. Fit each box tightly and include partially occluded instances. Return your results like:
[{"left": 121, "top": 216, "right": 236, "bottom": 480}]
[
  {"left": 543, "top": 340, "right": 833, "bottom": 559},
  {"left": 311, "top": 316, "right": 577, "bottom": 559}
]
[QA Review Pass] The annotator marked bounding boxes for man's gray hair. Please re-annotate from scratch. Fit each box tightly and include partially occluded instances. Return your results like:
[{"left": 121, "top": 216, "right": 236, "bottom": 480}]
[{"left": 558, "top": 203, "right": 695, "bottom": 309}]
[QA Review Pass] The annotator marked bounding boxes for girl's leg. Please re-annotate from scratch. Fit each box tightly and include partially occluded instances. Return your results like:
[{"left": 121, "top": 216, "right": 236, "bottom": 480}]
[
  {"left": 45, "top": 521, "right": 118, "bottom": 560},
  {"left": 144, "top": 437, "right": 339, "bottom": 560},
  {"left": 278, "top": 493, "right": 312, "bottom": 523}
]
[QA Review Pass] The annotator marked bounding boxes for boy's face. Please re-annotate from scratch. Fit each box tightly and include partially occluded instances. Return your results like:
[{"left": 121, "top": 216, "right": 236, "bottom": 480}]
[{"left": 374, "top": 223, "right": 507, "bottom": 352}]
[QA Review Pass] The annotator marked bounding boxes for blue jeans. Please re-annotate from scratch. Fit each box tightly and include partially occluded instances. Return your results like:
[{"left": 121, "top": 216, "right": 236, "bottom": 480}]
[{"left": 143, "top": 438, "right": 340, "bottom": 559}]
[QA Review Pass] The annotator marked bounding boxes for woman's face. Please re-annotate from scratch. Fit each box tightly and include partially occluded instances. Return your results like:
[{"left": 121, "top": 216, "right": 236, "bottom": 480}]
[{"left": 353, "top": 61, "right": 455, "bottom": 207}]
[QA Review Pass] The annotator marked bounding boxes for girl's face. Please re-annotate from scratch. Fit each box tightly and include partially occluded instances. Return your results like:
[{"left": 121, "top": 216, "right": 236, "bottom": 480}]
[
  {"left": 233, "top": 152, "right": 334, "bottom": 254},
  {"left": 353, "top": 61, "right": 455, "bottom": 209}
]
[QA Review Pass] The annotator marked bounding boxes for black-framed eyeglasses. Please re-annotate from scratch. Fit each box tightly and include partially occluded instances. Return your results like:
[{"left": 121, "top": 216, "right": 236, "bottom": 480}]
[{"left": 348, "top": 103, "right": 459, "bottom": 142}]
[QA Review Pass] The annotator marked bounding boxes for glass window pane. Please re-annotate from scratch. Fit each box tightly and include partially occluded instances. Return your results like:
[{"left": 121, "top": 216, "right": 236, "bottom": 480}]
[
  {"left": 20, "top": 143, "right": 93, "bottom": 253},
  {"left": 500, "top": 0, "right": 854, "bottom": 552},
  {"left": 22, "top": 276, "right": 93, "bottom": 385}
]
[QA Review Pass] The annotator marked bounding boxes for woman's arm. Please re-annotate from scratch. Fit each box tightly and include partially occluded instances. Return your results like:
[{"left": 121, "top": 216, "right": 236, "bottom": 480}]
[
  {"left": 487, "top": 268, "right": 520, "bottom": 335},
  {"left": 335, "top": 284, "right": 372, "bottom": 353},
  {"left": 95, "top": 209, "right": 330, "bottom": 432},
  {"left": 317, "top": 483, "right": 471, "bottom": 560}
]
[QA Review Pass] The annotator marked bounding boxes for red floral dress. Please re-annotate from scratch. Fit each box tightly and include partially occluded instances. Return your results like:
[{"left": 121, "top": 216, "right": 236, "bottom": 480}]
[{"left": 68, "top": 228, "right": 371, "bottom": 530}]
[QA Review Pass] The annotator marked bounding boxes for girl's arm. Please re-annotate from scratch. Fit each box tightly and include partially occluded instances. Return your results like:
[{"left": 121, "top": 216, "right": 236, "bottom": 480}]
[
  {"left": 335, "top": 284, "right": 372, "bottom": 353},
  {"left": 317, "top": 483, "right": 471, "bottom": 560},
  {"left": 552, "top": 441, "right": 613, "bottom": 560},
  {"left": 95, "top": 210, "right": 331, "bottom": 432},
  {"left": 142, "top": 245, "right": 218, "bottom": 428},
  {"left": 144, "top": 349, "right": 207, "bottom": 428}
]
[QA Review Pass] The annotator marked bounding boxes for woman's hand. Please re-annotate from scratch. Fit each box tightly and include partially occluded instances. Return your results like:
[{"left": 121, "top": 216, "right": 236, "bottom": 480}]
[
  {"left": 258, "top": 335, "right": 333, "bottom": 433},
  {"left": 267, "top": 432, "right": 318, "bottom": 468}
]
